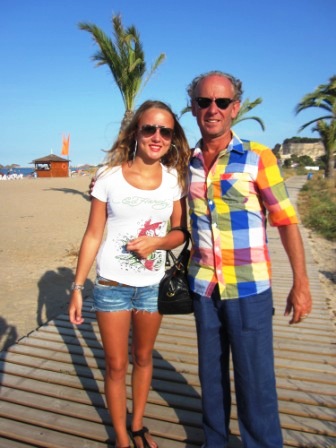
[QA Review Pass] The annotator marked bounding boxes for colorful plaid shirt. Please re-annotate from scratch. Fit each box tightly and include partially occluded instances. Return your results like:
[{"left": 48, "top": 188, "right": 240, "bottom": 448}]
[{"left": 187, "top": 132, "right": 298, "bottom": 300}]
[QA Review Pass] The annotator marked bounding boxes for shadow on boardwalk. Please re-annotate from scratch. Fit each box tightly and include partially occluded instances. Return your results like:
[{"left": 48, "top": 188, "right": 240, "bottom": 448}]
[{"left": 0, "top": 176, "right": 335, "bottom": 447}]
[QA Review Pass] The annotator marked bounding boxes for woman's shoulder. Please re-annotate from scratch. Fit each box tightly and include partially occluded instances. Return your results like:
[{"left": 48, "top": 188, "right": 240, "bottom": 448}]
[
  {"left": 96, "top": 165, "right": 121, "bottom": 181},
  {"left": 161, "top": 164, "right": 178, "bottom": 178},
  {"left": 161, "top": 165, "right": 181, "bottom": 192}
]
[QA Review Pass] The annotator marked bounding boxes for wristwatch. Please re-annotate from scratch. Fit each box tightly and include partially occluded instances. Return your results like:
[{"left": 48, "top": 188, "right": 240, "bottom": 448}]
[{"left": 71, "top": 282, "right": 84, "bottom": 291}]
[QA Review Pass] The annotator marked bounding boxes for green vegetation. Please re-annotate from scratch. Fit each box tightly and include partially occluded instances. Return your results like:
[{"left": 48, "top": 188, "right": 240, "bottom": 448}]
[
  {"left": 283, "top": 137, "right": 321, "bottom": 144},
  {"left": 283, "top": 154, "right": 319, "bottom": 169},
  {"left": 281, "top": 168, "right": 297, "bottom": 180},
  {"left": 232, "top": 97, "right": 265, "bottom": 130},
  {"left": 79, "top": 14, "right": 165, "bottom": 131},
  {"left": 298, "top": 175, "right": 336, "bottom": 241},
  {"left": 296, "top": 75, "right": 336, "bottom": 178}
]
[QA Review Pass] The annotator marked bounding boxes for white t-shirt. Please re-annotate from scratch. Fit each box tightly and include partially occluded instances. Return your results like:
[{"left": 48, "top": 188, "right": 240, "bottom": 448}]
[{"left": 92, "top": 165, "right": 183, "bottom": 287}]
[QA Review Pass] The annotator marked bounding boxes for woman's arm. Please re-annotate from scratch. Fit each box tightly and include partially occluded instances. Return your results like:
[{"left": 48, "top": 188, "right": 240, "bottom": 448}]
[
  {"left": 126, "top": 197, "right": 187, "bottom": 259},
  {"left": 68, "top": 198, "right": 107, "bottom": 325}
]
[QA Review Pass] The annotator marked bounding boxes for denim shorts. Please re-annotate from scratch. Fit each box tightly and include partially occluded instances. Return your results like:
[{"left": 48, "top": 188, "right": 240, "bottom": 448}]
[{"left": 92, "top": 277, "right": 159, "bottom": 313}]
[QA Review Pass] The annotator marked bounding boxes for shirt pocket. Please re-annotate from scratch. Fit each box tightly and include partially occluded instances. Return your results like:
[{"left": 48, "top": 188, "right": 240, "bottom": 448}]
[{"left": 220, "top": 172, "right": 252, "bottom": 206}]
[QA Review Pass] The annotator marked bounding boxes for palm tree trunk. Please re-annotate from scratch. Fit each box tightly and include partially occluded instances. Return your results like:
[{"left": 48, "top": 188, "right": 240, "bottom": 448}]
[
  {"left": 325, "top": 149, "right": 335, "bottom": 178},
  {"left": 119, "top": 110, "right": 135, "bottom": 133}
]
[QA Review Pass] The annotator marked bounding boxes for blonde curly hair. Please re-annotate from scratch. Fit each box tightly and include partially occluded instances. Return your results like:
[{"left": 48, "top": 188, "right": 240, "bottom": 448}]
[{"left": 101, "top": 100, "right": 190, "bottom": 191}]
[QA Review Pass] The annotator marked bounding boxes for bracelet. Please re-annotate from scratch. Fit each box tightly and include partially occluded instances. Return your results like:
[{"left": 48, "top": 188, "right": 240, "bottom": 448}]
[{"left": 71, "top": 282, "right": 84, "bottom": 291}]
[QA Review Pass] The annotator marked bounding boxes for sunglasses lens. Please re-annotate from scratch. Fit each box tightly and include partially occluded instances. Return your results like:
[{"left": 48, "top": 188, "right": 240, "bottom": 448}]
[
  {"left": 140, "top": 125, "right": 173, "bottom": 140},
  {"left": 195, "top": 97, "right": 233, "bottom": 110},
  {"left": 141, "top": 125, "right": 157, "bottom": 137},
  {"left": 215, "top": 98, "right": 232, "bottom": 109},
  {"left": 196, "top": 98, "right": 212, "bottom": 108},
  {"left": 160, "top": 128, "right": 173, "bottom": 139}
]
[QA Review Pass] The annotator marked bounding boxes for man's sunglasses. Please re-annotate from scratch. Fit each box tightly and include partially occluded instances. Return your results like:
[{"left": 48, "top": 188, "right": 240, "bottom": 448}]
[
  {"left": 195, "top": 97, "right": 235, "bottom": 110},
  {"left": 139, "top": 124, "right": 174, "bottom": 140}
]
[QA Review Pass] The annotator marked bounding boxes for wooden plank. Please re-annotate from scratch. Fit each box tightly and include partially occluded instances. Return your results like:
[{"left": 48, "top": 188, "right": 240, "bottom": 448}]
[
  {"left": 0, "top": 418, "right": 110, "bottom": 448},
  {"left": 10, "top": 317, "right": 336, "bottom": 366},
  {"left": 2, "top": 374, "right": 335, "bottom": 431},
  {"left": 2, "top": 359, "right": 336, "bottom": 413},
  {"left": 0, "top": 401, "right": 204, "bottom": 447},
  {"left": 0, "top": 401, "right": 114, "bottom": 442},
  {"left": 1, "top": 386, "right": 110, "bottom": 424},
  {"left": 1, "top": 356, "right": 334, "bottom": 440},
  {"left": 3, "top": 352, "right": 335, "bottom": 418},
  {"left": 11, "top": 334, "right": 336, "bottom": 380},
  {"left": 20, "top": 329, "right": 336, "bottom": 367},
  {"left": 4, "top": 340, "right": 336, "bottom": 388},
  {"left": 282, "top": 429, "right": 336, "bottom": 448},
  {"left": 0, "top": 383, "right": 202, "bottom": 431},
  {"left": 0, "top": 439, "right": 34, "bottom": 448},
  {"left": 0, "top": 418, "right": 203, "bottom": 448}
]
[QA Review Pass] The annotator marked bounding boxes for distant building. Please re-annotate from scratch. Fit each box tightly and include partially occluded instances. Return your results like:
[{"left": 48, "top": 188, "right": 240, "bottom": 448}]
[{"left": 31, "top": 155, "right": 70, "bottom": 178}]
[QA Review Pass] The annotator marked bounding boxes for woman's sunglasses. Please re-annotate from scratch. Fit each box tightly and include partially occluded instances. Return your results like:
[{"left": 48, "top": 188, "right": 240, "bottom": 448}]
[
  {"left": 139, "top": 124, "right": 174, "bottom": 140},
  {"left": 195, "top": 97, "right": 234, "bottom": 110}
]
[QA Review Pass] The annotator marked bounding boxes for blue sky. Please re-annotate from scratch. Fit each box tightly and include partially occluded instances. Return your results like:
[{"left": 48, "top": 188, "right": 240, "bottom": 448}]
[{"left": 1, "top": 0, "right": 335, "bottom": 167}]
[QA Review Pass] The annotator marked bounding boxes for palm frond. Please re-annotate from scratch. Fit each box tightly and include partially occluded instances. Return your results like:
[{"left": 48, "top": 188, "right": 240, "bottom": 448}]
[
  {"left": 298, "top": 115, "right": 334, "bottom": 132},
  {"left": 296, "top": 76, "right": 336, "bottom": 177},
  {"left": 179, "top": 106, "right": 191, "bottom": 118},
  {"left": 79, "top": 14, "right": 165, "bottom": 124},
  {"left": 233, "top": 116, "right": 265, "bottom": 131},
  {"left": 142, "top": 54, "right": 166, "bottom": 86},
  {"left": 233, "top": 98, "right": 265, "bottom": 131}
]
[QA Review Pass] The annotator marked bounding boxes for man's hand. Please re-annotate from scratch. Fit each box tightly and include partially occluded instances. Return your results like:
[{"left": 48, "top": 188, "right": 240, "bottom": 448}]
[
  {"left": 284, "top": 280, "right": 312, "bottom": 324},
  {"left": 278, "top": 224, "right": 313, "bottom": 325},
  {"left": 88, "top": 177, "right": 95, "bottom": 198}
]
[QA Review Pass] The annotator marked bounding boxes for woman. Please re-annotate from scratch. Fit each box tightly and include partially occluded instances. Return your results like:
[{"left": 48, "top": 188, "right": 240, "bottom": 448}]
[{"left": 69, "top": 100, "right": 190, "bottom": 448}]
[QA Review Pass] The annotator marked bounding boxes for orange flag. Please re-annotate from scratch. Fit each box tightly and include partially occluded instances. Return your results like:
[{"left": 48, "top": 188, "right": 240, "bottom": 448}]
[{"left": 61, "top": 134, "right": 70, "bottom": 156}]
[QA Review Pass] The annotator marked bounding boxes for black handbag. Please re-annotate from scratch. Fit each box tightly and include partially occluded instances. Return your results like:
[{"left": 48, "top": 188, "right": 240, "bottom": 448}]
[{"left": 158, "top": 227, "right": 193, "bottom": 315}]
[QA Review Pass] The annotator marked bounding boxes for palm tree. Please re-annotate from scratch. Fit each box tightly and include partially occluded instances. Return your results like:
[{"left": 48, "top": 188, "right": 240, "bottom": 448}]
[
  {"left": 180, "top": 98, "right": 265, "bottom": 131},
  {"left": 313, "top": 119, "right": 336, "bottom": 177},
  {"left": 79, "top": 14, "right": 166, "bottom": 131},
  {"left": 296, "top": 76, "right": 336, "bottom": 178},
  {"left": 232, "top": 97, "right": 265, "bottom": 130}
]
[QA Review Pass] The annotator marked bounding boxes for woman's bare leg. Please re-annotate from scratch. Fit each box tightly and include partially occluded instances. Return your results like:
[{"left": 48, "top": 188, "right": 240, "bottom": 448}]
[
  {"left": 96, "top": 310, "right": 132, "bottom": 448},
  {"left": 131, "top": 311, "right": 162, "bottom": 448}
]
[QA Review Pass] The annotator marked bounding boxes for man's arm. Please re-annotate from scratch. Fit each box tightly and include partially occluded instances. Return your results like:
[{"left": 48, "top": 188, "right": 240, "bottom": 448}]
[
  {"left": 88, "top": 177, "right": 95, "bottom": 199},
  {"left": 277, "top": 224, "right": 313, "bottom": 324}
]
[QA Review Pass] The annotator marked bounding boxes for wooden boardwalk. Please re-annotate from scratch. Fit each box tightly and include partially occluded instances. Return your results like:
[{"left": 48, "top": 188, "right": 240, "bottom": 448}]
[{"left": 1, "top": 176, "right": 335, "bottom": 447}]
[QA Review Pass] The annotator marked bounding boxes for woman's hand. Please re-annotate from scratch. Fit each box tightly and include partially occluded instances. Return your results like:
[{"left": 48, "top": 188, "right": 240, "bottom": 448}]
[
  {"left": 68, "top": 291, "right": 84, "bottom": 325},
  {"left": 126, "top": 236, "right": 160, "bottom": 259}
]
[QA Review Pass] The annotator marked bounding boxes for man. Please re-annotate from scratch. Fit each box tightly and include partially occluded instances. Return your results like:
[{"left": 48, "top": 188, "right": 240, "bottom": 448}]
[{"left": 186, "top": 71, "right": 312, "bottom": 448}]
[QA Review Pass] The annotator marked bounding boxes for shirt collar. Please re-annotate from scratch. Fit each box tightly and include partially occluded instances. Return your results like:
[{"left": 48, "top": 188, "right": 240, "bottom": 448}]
[{"left": 192, "top": 131, "right": 245, "bottom": 159}]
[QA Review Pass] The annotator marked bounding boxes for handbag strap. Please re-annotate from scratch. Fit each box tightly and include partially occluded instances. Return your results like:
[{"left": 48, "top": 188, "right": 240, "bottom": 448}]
[
  {"left": 168, "top": 226, "right": 191, "bottom": 252},
  {"left": 167, "top": 226, "right": 191, "bottom": 267}
]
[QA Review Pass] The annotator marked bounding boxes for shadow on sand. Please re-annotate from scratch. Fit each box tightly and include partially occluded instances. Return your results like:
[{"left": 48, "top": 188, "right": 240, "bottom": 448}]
[{"left": 46, "top": 187, "right": 91, "bottom": 202}]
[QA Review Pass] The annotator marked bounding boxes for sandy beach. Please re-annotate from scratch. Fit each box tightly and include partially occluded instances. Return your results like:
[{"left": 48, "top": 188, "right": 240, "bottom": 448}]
[
  {"left": 0, "top": 175, "right": 335, "bottom": 352},
  {"left": 0, "top": 176, "right": 96, "bottom": 351}
]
